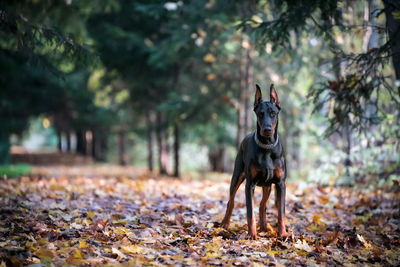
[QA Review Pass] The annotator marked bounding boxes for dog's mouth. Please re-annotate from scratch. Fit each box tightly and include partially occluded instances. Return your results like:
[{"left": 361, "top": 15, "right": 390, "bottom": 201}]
[{"left": 261, "top": 130, "right": 273, "bottom": 138}]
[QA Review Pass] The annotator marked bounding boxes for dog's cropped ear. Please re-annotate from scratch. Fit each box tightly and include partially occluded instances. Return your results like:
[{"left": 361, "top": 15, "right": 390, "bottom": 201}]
[
  {"left": 254, "top": 84, "right": 262, "bottom": 110},
  {"left": 270, "top": 84, "right": 280, "bottom": 110}
]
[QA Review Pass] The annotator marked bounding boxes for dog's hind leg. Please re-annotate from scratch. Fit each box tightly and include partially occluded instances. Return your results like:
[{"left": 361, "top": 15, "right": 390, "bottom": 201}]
[{"left": 221, "top": 153, "right": 245, "bottom": 230}]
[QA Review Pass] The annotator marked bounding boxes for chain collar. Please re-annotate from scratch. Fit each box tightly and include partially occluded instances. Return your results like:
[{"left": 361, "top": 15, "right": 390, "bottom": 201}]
[{"left": 254, "top": 132, "right": 279, "bottom": 150}]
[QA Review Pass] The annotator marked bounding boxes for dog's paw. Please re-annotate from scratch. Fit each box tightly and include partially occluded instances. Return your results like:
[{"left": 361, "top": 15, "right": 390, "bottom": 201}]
[
  {"left": 278, "top": 230, "right": 288, "bottom": 239},
  {"left": 247, "top": 233, "right": 258, "bottom": 240},
  {"left": 220, "top": 222, "right": 229, "bottom": 230}
]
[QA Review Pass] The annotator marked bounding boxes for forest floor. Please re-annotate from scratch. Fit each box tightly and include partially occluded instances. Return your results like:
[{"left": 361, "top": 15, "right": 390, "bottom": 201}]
[{"left": 0, "top": 165, "right": 399, "bottom": 266}]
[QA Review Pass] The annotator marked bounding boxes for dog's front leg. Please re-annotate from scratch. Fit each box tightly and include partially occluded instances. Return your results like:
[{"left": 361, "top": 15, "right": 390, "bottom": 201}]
[
  {"left": 259, "top": 186, "right": 271, "bottom": 232},
  {"left": 276, "top": 182, "right": 288, "bottom": 238},
  {"left": 245, "top": 178, "right": 257, "bottom": 240}
]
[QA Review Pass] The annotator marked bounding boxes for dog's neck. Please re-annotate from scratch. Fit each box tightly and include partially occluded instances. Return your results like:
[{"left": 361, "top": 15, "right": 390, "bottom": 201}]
[{"left": 256, "top": 120, "right": 278, "bottom": 145}]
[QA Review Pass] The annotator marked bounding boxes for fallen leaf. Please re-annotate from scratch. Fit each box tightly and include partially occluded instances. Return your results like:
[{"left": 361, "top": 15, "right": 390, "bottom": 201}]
[{"left": 294, "top": 240, "right": 313, "bottom": 253}]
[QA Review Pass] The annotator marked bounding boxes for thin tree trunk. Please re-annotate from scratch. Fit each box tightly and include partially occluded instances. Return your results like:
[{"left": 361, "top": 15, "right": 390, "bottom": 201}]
[
  {"left": 245, "top": 47, "right": 254, "bottom": 132},
  {"left": 76, "top": 130, "right": 86, "bottom": 155},
  {"left": 240, "top": 0, "right": 256, "bottom": 138},
  {"left": 156, "top": 112, "right": 168, "bottom": 175},
  {"left": 243, "top": 44, "right": 251, "bottom": 136},
  {"left": 100, "top": 132, "right": 108, "bottom": 161},
  {"left": 208, "top": 147, "right": 225, "bottom": 172},
  {"left": 164, "top": 130, "right": 171, "bottom": 174},
  {"left": 237, "top": 46, "right": 246, "bottom": 150},
  {"left": 92, "top": 131, "right": 101, "bottom": 161},
  {"left": 85, "top": 131, "right": 92, "bottom": 157},
  {"left": 344, "top": 120, "right": 352, "bottom": 169},
  {"left": 146, "top": 110, "right": 154, "bottom": 172},
  {"left": 66, "top": 131, "right": 71, "bottom": 152},
  {"left": 384, "top": 0, "right": 400, "bottom": 95},
  {"left": 173, "top": 123, "right": 180, "bottom": 178},
  {"left": 363, "top": 0, "right": 379, "bottom": 52},
  {"left": 57, "top": 130, "right": 62, "bottom": 152},
  {"left": 0, "top": 132, "right": 10, "bottom": 164},
  {"left": 118, "top": 130, "right": 126, "bottom": 166}
]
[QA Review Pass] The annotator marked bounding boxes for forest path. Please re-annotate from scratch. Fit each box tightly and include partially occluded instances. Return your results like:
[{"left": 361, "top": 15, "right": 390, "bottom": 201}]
[{"left": 0, "top": 166, "right": 399, "bottom": 266}]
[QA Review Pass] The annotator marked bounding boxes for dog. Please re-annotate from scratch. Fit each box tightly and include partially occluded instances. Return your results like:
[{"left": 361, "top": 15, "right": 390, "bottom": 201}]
[{"left": 221, "top": 84, "right": 287, "bottom": 240}]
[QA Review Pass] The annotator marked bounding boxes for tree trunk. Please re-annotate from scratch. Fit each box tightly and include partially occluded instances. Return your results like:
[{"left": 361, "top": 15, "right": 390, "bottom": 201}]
[
  {"left": 164, "top": 130, "right": 171, "bottom": 174},
  {"left": 237, "top": 41, "right": 246, "bottom": 150},
  {"left": 173, "top": 123, "right": 180, "bottom": 178},
  {"left": 85, "top": 131, "right": 92, "bottom": 157},
  {"left": 146, "top": 110, "right": 154, "bottom": 172},
  {"left": 244, "top": 47, "right": 254, "bottom": 134},
  {"left": 118, "top": 130, "right": 126, "bottom": 166},
  {"left": 99, "top": 132, "right": 108, "bottom": 162},
  {"left": 92, "top": 131, "right": 101, "bottom": 161},
  {"left": 383, "top": 0, "right": 400, "bottom": 95},
  {"left": 0, "top": 132, "right": 10, "bottom": 164},
  {"left": 156, "top": 112, "right": 168, "bottom": 175},
  {"left": 57, "top": 130, "right": 62, "bottom": 152},
  {"left": 76, "top": 130, "right": 86, "bottom": 155},
  {"left": 344, "top": 120, "right": 352, "bottom": 172},
  {"left": 66, "top": 131, "right": 71, "bottom": 152},
  {"left": 363, "top": 0, "right": 379, "bottom": 52},
  {"left": 208, "top": 147, "right": 225, "bottom": 172}
]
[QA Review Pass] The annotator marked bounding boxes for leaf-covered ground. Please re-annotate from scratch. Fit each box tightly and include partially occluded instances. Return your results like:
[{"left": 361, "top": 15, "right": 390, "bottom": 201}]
[{"left": 0, "top": 166, "right": 399, "bottom": 266}]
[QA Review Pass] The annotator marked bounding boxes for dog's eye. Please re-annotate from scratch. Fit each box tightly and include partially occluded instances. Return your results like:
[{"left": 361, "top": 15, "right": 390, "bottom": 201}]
[
  {"left": 259, "top": 111, "right": 264, "bottom": 117},
  {"left": 270, "top": 111, "right": 276, "bottom": 117}
]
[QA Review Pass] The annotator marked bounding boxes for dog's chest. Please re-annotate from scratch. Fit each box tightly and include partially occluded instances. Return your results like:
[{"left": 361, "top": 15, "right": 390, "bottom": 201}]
[
  {"left": 256, "top": 153, "right": 274, "bottom": 169},
  {"left": 253, "top": 153, "right": 276, "bottom": 185}
]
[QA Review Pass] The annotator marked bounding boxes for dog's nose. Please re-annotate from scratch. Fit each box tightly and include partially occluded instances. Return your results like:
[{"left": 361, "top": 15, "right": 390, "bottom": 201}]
[{"left": 263, "top": 126, "right": 272, "bottom": 132}]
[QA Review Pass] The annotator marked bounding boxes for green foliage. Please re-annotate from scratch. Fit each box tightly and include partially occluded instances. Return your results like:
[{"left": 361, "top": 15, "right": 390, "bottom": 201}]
[
  {"left": 0, "top": 163, "right": 31, "bottom": 178},
  {"left": 1, "top": 0, "right": 399, "bottom": 183},
  {"left": 309, "top": 36, "right": 400, "bottom": 136},
  {"left": 250, "top": 0, "right": 342, "bottom": 50}
]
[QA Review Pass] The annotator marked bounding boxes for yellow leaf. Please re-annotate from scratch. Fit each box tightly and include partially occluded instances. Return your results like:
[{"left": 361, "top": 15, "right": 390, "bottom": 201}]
[
  {"left": 318, "top": 195, "right": 329, "bottom": 204},
  {"left": 203, "top": 53, "right": 216, "bottom": 63},
  {"left": 295, "top": 249, "right": 308, "bottom": 257},
  {"left": 86, "top": 211, "right": 95, "bottom": 218},
  {"left": 312, "top": 214, "right": 322, "bottom": 224},
  {"left": 38, "top": 238, "right": 48, "bottom": 245},
  {"left": 197, "top": 28, "right": 207, "bottom": 38},
  {"left": 357, "top": 234, "right": 372, "bottom": 249},
  {"left": 392, "top": 10, "right": 400, "bottom": 19},
  {"left": 25, "top": 241, "right": 34, "bottom": 250},
  {"left": 112, "top": 219, "right": 129, "bottom": 225},
  {"left": 78, "top": 241, "right": 87, "bottom": 249},
  {"left": 172, "top": 254, "right": 185, "bottom": 261},
  {"left": 121, "top": 245, "right": 146, "bottom": 254},
  {"left": 250, "top": 15, "right": 263, "bottom": 27},
  {"left": 207, "top": 74, "right": 216, "bottom": 81},
  {"left": 74, "top": 250, "right": 83, "bottom": 259},
  {"left": 267, "top": 247, "right": 278, "bottom": 257},
  {"left": 267, "top": 223, "right": 277, "bottom": 237},
  {"left": 113, "top": 226, "right": 129, "bottom": 236},
  {"left": 35, "top": 247, "right": 55, "bottom": 260},
  {"left": 66, "top": 256, "right": 84, "bottom": 265}
]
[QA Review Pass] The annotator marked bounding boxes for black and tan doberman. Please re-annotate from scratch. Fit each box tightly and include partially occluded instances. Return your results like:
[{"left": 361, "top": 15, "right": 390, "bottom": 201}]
[{"left": 221, "top": 84, "right": 288, "bottom": 240}]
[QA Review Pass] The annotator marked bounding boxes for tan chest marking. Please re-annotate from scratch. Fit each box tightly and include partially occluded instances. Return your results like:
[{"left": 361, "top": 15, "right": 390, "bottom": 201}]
[{"left": 274, "top": 168, "right": 283, "bottom": 179}]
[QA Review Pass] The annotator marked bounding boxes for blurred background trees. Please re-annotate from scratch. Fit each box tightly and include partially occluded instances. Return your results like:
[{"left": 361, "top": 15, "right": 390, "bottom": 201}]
[{"left": 1, "top": 0, "right": 399, "bottom": 184}]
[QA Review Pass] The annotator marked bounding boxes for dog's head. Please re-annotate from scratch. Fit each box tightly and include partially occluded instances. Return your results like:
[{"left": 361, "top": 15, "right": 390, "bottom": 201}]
[{"left": 253, "top": 84, "right": 280, "bottom": 139}]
